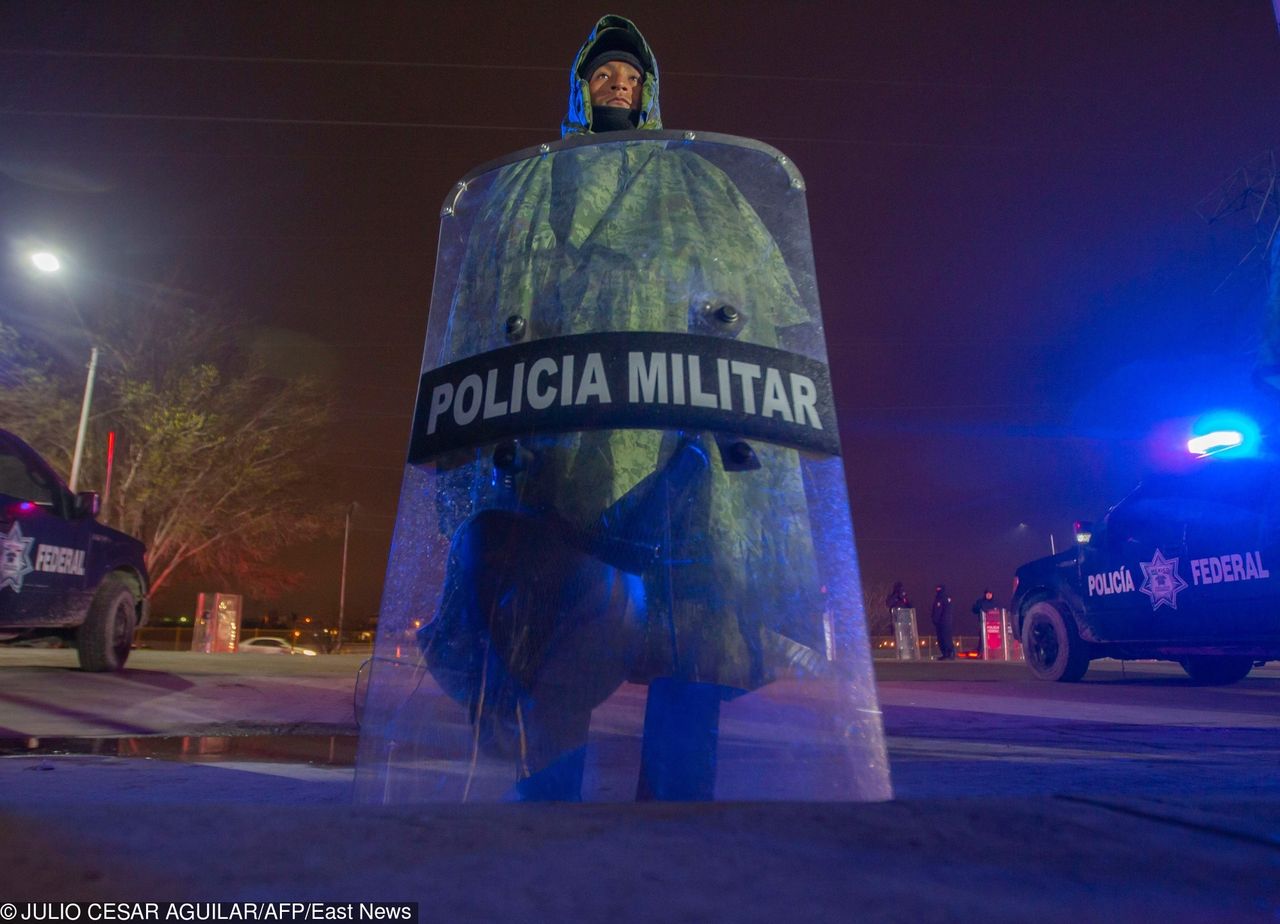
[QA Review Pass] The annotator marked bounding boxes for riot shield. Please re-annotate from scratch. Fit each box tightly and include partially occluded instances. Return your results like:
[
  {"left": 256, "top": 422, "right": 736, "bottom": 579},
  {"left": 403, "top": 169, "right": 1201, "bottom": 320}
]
[{"left": 354, "top": 131, "right": 891, "bottom": 802}]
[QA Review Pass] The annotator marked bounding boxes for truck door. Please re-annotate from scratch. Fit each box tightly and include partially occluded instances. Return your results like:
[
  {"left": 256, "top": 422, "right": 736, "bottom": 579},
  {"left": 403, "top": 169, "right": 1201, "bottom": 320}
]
[
  {"left": 1178, "top": 460, "right": 1277, "bottom": 639},
  {"left": 1081, "top": 481, "right": 1191, "bottom": 642},
  {"left": 0, "top": 434, "right": 91, "bottom": 627}
]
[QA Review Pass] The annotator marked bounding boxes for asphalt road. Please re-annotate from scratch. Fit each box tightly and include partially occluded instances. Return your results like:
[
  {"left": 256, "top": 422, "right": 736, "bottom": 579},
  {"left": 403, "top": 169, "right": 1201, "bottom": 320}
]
[{"left": 0, "top": 649, "right": 1276, "bottom": 920}]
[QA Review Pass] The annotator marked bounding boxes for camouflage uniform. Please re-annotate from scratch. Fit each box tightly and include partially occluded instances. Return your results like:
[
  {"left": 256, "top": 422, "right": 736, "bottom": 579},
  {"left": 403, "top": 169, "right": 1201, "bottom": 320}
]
[{"left": 430, "top": 17, "right": 825, "bottom": 705}]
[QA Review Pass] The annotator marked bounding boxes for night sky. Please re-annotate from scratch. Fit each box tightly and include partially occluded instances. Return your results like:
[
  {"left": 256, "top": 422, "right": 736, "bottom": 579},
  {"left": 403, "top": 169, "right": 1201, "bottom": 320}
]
[{"left": 2, "top": 1, "right": 1277, "bottom": 636}]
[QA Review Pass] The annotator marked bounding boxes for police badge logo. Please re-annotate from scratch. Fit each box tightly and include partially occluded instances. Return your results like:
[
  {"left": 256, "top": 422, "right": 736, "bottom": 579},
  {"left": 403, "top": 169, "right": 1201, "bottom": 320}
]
[
  {"left": 1, "top": 522, "right": 35, "bottom": 593},
  {"left": 1138, "top": 549, "right": 1189, "bottom": 611}
]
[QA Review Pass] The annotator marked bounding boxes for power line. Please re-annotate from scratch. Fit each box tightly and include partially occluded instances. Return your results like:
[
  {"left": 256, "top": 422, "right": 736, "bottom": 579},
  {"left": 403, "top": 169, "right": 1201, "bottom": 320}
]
[
  {"left": 0, "top": 107, "right": 545, "bottom": 133},
  {"left": 0, "top": 146, "right": 468, "bottom": 161},
  {"left": 0, "top": 47, "right": 1037, "bottom": 92},
  {"left": 0, "top": 107, "right": 1198, "bottom": 157},
  {"left": 0, "top": 47, "right": 565, "bottom": 72}
]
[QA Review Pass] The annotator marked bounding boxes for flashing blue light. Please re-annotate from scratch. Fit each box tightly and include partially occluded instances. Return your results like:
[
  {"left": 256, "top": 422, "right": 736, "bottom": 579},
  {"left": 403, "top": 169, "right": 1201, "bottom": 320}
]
[
  {"left": 1186, "top": 410, "right": 1260, "bottom": 457},
  {"left": 1187, "top": 430, "right": 1244, "bottom": 456}
]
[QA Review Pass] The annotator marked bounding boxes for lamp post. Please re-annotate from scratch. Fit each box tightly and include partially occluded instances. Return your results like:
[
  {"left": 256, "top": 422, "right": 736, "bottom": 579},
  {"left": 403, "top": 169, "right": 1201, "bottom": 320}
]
[
  {"left": 68, "top": 346, "right": 99, "bottom": 492},
  {"left": 29, "top": 250, "right": 98, "bottom": 492},
  {"left": 336, "top": 502, "right": 356, "bottom": 653}
]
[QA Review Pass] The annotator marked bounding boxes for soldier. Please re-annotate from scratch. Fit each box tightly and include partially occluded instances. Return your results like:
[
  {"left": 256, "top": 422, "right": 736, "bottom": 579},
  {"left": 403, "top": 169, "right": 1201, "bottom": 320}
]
[
  {"left": 931, "top": 585, "right": 954, "bottom": 660},
  {"left": 971, "top": 589, "right": 1000, "bottom": 655},
  {"left": 419, "top": 15, "right": 827, "bottom": 801}
]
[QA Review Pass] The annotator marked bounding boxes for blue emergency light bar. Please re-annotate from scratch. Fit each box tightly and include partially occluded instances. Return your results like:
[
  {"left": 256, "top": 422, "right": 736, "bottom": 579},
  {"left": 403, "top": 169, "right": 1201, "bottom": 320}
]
[{"left": 1187, "top": 430, "right": 1245, "bottom": 456}]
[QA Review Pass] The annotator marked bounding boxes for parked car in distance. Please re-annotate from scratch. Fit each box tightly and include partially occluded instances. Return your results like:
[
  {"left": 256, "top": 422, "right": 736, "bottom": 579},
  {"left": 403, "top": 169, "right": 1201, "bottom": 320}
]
[
  {"left": 239, "top": 636, "right": 318, "bottom": 656},
  {"left": 1011, "top": 453, "right": 1278, "bottom": 685},
  {"left": 0, "top": 429, "right": 149, "bottom": 671}
]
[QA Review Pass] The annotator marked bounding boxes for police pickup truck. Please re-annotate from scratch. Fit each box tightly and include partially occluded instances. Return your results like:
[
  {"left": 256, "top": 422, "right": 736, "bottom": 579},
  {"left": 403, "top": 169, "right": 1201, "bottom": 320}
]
[
  {"left": 0, "top": 428, "right": 148, "bottom": 670},
  {"left": 1010, "top": 454, "right": 1278, "bottom": 685}
]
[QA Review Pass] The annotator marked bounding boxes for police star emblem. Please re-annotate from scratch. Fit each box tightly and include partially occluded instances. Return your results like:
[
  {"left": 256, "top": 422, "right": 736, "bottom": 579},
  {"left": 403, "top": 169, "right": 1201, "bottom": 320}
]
[
  {"left": 1138, "top": 549, "right": 1188, "bottom": 611},
  {"left": 1, "top": 522, "right": 35, "bottom": 593}
]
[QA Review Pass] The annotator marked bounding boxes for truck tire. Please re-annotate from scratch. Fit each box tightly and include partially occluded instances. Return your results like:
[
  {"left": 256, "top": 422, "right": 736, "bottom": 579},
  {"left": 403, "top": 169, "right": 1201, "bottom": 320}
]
[
  {"left": 1021, "top": 599, "right": 1090, "bottom": 682},
  {"left": 77, "top": 576, "right": 136, "bottom": 672},
  {"left": 1179, "top": 655, "right": 1254, "bottom": 686}
]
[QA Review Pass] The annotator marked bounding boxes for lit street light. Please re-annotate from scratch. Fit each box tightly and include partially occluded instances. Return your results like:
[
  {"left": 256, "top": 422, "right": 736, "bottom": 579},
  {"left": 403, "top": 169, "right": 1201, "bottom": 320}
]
[{"left": 30, "top": 251, "right": 61, "bottom": 273}]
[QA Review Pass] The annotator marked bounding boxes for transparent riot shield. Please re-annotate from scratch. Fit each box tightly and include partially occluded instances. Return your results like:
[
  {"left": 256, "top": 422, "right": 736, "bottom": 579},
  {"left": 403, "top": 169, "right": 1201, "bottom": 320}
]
[
  {"left": 892, "top": 608, "right": 921, "bottom": 661},
  {"left": 354, "top": 131, "right": 891, "bottom": 802}
]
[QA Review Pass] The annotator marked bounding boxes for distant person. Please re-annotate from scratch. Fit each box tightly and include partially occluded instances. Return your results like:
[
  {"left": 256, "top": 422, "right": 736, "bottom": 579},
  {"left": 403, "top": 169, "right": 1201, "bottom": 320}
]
[
  {"left": 883, "top": 582, "right": 915, "bottom": 654},
  {"left": 931, "top": 585, "right": 954, "bottom": 660},
  {"left": 971, "top": 589, "right": 1000, "bottom": 654},
  {"left": 971, "top": 589, "right": 999, "bottom": 616}
]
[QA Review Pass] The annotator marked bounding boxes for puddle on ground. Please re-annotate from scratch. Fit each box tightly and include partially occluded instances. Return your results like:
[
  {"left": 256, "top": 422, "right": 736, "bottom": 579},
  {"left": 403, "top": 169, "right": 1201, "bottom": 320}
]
[{"left": 0, "top": 735, "right": 357, "bottom": 766}]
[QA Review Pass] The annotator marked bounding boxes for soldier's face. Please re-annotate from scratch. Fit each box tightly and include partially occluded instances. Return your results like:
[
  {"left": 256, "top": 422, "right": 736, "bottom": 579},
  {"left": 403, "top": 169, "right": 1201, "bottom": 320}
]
[{"left": 589, "top": 60, "right": 643, "bottom": 111}]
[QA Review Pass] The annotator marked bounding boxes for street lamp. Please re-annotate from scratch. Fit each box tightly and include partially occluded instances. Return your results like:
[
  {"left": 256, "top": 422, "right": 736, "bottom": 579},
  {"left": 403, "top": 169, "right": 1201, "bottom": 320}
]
[
  {"left": 28, "top": 249, "right": 97, "bottom": 492},
  {"left": 30, "top": 251, "right": 61, "bottom": 273}
]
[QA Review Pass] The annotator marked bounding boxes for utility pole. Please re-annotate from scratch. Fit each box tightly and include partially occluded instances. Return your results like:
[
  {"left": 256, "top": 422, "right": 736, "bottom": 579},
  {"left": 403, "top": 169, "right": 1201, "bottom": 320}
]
[{"left": 336, "top": 502, "right": 355, "bottom": 653}]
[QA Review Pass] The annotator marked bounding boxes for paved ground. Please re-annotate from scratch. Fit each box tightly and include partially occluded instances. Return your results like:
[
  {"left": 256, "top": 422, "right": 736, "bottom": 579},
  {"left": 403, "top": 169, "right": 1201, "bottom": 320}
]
[
  {"left": 0, "top": 649, "right": 1276, "bottom": 920},
  {"left": 0, "top": 648, "right": 361, "bottom": 738}
]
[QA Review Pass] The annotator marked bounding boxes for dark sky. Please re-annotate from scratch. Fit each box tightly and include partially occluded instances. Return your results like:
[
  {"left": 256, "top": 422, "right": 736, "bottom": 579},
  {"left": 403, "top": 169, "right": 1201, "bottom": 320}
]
[{"left": 1, "top": 1, "right": 1277, "bottom": 633}]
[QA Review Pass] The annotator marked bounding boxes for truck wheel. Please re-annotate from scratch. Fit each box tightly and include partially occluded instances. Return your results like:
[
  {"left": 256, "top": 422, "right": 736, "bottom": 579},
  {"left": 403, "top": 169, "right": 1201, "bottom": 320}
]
[
  {"left": 77, "top": 577, "right": 136, "bottom": 672},
  {"left": 1179, "top": 656, "right": 1254, "bottom": 686},
  {"left": 1021, "top": 599, "right": 1090, "bottom": 682}
]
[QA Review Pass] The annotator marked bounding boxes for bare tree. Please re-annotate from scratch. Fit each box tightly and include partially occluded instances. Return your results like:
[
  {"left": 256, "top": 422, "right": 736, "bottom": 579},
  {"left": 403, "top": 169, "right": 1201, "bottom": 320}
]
[
  {"left": 0, "top": 324, "right": 81, "bottom": 466},
  {"left": 863, "top": 578, "right": 897, "bottom": 637},
  {"left": 0, "top": 290, "right": 338, "bottom": 599}
]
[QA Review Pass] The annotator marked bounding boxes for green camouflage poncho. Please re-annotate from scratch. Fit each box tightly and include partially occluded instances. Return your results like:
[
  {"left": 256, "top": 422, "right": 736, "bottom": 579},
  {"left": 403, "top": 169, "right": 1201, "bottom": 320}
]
[{"left": 434, "top": 15, "right": 826, "bottom": 691}]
